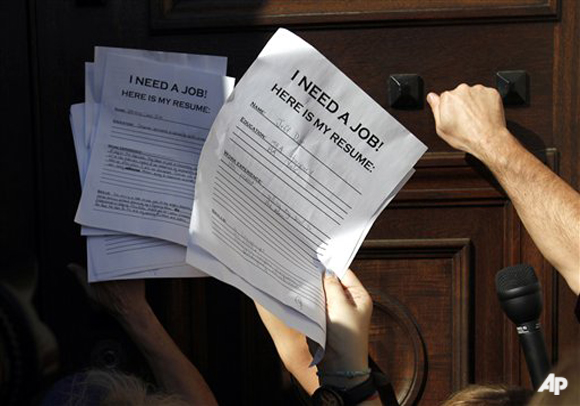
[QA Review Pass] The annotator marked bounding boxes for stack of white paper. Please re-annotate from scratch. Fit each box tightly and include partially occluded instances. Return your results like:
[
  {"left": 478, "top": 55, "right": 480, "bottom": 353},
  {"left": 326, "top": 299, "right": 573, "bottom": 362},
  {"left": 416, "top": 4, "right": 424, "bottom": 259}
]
[
  {"left": 71, "top": 30, "right": 427, "bottom": 362},
  {"left": 71, "top": 47, "right": 234, "bottom": 282}
]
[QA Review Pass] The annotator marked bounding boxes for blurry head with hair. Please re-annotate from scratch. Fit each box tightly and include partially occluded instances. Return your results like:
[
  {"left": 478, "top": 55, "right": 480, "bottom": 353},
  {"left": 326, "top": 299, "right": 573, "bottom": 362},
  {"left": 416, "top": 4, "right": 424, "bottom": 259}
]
[
  {"left": 43, "top": 369, "right": 190, "bottom": 406},
  {"left": 87, "top": 369, "right": 189, "bottom": 406},
  {"left": 440, "top": 384, "right": 532, "bottom": 406},
  {"left": 441, "top": 349, "right": 580, "bottom": 406}
]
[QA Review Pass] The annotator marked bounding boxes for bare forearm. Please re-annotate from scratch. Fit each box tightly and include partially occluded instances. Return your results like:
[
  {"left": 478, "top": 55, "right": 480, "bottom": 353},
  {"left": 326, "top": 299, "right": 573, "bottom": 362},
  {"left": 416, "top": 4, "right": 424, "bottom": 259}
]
[
  {"left": 483, "top": 132, "right": 580, "bottom": 293},
  {"left": 118, "top": 306, "right": 218, "bottom": 406},
  {"left": 279, "top": 342, "right": 319, "bottom": 395},
  {"left": 426, "top": 86, "right": 580, "bottom": 294},
  {"left": 255, "top": 302, "right": 319, "bottom": 394}
]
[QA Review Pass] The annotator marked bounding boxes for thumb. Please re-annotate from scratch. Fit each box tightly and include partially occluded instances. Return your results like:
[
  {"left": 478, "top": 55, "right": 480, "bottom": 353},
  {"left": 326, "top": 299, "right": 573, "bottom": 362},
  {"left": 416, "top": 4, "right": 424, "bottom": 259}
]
[
  {"left": 426, "top": 92, "right": 441, "bottom": 126},
  {"left": 340, "top": 269, "right": 372, "bottom": 312},
  {"left": 323, "top": 271, "right": 348, "bottom": 307}
]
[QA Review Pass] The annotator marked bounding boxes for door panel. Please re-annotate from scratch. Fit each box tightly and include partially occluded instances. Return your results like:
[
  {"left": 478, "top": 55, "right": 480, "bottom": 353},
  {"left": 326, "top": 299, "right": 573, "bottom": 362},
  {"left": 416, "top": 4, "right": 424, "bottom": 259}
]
[{"left": 24, "top": 0, "right": 578, "bottom": 405}]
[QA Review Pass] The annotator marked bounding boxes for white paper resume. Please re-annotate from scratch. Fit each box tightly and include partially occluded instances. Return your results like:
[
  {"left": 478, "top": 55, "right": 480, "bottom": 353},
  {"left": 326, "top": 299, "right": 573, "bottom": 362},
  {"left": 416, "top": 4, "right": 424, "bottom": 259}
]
[
  {"left": 187, "top": 28, "right": 427, "bottom": 356},
  {"left": 75, "top": 53, "right": 234, "bottom": 245},
  {"left": 70, "top": 103, "right": 207, "bottom": 281}
]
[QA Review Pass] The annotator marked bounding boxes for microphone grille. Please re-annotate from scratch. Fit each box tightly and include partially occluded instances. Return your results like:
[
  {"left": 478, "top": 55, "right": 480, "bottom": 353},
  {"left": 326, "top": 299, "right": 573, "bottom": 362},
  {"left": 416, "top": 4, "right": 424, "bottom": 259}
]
[{"left": 496, "top": 264, "right": 537, "bottom": 294}]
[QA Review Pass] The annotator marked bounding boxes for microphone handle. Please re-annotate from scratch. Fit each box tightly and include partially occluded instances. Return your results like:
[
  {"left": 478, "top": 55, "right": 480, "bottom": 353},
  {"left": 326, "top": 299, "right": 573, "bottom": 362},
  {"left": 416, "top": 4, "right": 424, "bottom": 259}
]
[{"left": 518, "top": 321, "right": 550, "bottom": 389}]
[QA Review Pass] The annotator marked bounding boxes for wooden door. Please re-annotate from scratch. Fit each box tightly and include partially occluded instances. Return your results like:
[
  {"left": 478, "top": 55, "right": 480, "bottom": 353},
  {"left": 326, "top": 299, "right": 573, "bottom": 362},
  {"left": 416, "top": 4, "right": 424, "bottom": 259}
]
[{"left": 7, "top": 0, "right": 577, "bottom": 405}]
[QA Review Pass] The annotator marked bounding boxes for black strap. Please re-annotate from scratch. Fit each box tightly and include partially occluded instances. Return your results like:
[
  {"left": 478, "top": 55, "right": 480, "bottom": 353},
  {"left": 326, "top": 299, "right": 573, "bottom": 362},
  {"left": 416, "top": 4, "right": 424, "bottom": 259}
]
[
  {"left": 369, "top": 357, "right": 400, "bottom": 406},
  {"left": 341, "top": 376, "right": 377, "bottom": 405},
  {"left": 372, "top": 371, "right": 399, "bottom": 406}
]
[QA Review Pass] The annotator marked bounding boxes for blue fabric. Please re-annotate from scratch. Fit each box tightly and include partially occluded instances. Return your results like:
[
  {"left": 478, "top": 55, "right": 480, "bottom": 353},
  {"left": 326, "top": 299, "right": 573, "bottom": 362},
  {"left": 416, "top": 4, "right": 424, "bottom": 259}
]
[{"left": 41, "top": 373, "right": 107, "bottom": 406}]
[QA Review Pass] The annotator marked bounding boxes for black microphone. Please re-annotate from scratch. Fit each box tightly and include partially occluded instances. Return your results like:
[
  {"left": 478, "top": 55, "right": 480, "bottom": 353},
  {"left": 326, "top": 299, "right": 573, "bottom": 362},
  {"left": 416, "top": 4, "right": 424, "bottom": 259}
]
[{"left": 495, "top": 264, "right": 550, "bottom": 389}]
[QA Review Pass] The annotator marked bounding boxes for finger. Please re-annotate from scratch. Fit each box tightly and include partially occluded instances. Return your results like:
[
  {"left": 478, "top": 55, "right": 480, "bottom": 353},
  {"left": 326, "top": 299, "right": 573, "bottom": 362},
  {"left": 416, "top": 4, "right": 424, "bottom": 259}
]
[
  {"left": 323, "top": 271, "right": 348, "bottom": 306},
  {"left": 339, "top": 268, "right": 363, "bottom": 289},
  {"left": 340, "top": 269, "right": 372, "bottom": 311},
  {"left": 426, "top": 92, "right": 441, "bottom": 126}
]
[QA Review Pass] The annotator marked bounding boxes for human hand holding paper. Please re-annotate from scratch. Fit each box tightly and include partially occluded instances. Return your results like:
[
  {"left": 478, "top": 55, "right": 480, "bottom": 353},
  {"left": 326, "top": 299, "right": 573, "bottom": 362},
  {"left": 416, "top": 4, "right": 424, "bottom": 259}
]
[
  {"left": 317, "top": 269, "right": 372, "bottom": 388},
  {"left": 187, "top": 28, "right": 426, "bottom": 359}
]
